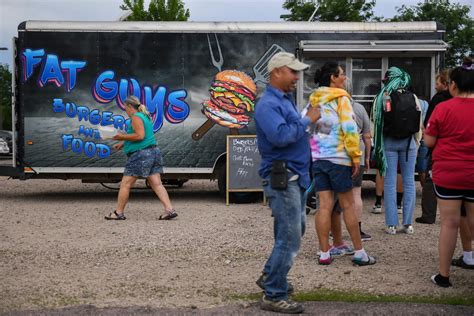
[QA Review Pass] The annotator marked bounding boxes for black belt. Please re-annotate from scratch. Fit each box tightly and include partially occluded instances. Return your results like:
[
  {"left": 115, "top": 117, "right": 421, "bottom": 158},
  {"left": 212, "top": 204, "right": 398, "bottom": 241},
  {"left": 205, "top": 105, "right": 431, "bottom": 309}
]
[{"left": 127, "top": 144, "right": 157, "bottom": 157}]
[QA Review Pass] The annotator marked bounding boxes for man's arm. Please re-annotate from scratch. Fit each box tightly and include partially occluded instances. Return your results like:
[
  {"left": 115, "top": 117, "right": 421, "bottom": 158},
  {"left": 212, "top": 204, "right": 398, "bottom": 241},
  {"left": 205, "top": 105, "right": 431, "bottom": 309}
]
[{"left": 256, "top": 102, "right": 317, "bottom": 148}]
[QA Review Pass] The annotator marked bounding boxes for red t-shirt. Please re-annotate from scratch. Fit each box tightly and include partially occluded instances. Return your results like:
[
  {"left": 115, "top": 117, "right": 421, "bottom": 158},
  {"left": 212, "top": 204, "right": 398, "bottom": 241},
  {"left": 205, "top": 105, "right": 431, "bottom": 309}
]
[{"left": 425, "top": 97, "right": 474, "bottom": 190}]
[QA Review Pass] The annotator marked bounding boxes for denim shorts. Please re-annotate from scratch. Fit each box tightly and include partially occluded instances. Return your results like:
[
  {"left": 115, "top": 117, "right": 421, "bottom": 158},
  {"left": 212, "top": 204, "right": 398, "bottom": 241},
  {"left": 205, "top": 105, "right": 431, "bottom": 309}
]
[
  {"left": 312, "top": 160, "right": 353, "bottom": 193},
  {"left": 416, "top": 141, "right": 429, "bottom": 172},
  {"left": 124, "top": 146, "right": 163, "bottom": 177}
]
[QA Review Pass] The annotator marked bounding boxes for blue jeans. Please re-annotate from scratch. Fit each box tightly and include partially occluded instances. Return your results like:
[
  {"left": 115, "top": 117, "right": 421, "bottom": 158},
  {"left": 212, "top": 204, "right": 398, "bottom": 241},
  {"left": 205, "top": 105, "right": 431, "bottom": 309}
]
[
  {"left": 384, "top": 136, "right": 417, "bottom": 226},
  {"left": 262, "top": 173, "right": 306, "bottom": 301}
]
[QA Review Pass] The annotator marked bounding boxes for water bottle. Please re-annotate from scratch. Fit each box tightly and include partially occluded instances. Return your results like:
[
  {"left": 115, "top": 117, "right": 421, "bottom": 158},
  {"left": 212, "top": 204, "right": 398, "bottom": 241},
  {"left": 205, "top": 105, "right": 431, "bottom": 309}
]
[{"left": 383, "top": 92, "right": 391, "bottom": 112}]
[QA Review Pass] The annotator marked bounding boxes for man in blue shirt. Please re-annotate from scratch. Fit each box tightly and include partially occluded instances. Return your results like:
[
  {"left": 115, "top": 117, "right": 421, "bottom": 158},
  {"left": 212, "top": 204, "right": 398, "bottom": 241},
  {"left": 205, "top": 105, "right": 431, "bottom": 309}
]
[{"left": 255, "top": 52, "right": 320, "bottom": 314}]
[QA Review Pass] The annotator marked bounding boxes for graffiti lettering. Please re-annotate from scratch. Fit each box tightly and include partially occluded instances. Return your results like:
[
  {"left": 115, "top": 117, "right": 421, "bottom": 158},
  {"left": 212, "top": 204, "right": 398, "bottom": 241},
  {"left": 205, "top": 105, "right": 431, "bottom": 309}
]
[
  {"left": 92, "top": 70, "right": 190, "bottom": 132},
  {"left": 61, "top": 134, "right": 110, "bottom": 159},
  {"left": 22, "top": 49, "right": 86, "bottom": 92},
  {"left": 52, "top": 99, "right": 130, "bottom": 131}
]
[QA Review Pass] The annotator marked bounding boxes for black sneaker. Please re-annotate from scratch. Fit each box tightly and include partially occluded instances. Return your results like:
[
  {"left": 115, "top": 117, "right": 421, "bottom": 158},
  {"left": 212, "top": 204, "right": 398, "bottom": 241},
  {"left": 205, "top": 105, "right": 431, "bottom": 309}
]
[
  {"left": 260, "top": 295, "right": 304, "bottom": 314},
  {"left": 451, "top": 255, "right": 474, "bottom": 269},
  {"left": 415, "top": 217, "right": 435, "bottom": 224},
  {"left": 256, "top": 273, "right": 294, "bottom": 295},
  {"left": 431, "top": 274, "right": 452, "bottom": 288},
  {"left": 360, "top": 231, "right": 372, "bottom": 241}
]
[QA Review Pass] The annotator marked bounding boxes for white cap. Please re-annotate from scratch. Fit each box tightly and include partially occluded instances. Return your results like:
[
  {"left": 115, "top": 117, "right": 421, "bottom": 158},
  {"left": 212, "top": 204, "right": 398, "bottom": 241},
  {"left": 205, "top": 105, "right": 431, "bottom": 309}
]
[{"left": 267, "top": 52, "right": 310, "bottom": 73}]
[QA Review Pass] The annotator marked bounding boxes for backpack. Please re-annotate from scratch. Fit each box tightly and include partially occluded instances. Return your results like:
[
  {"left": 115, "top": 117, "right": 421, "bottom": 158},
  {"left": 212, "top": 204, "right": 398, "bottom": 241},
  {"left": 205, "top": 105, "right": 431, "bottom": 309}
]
[{"left": 383, "top": 90, "right": 420, "bottom": 139}]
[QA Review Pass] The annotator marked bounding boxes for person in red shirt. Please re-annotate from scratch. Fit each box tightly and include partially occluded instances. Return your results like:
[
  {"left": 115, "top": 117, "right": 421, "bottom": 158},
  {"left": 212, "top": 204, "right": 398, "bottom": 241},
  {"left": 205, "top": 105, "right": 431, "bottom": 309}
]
[{"left": 424, "top": 57, "right": 474, "bottom": 287}]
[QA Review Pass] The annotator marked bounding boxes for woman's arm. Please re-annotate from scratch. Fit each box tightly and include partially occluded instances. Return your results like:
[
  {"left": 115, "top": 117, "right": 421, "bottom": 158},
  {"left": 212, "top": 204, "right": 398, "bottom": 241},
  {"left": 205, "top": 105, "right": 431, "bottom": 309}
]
[
  {"left": 423, "top": 133, "right": 437, "bottom": 148},
  {"left": 113, "top": 116, "right": 145, "bottom": 141}
]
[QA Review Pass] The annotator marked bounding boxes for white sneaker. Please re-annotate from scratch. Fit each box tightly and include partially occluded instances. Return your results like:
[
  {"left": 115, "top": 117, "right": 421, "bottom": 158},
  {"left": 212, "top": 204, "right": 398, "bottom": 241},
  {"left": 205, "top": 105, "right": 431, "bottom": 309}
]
[
  {"left": 397, "top": 206, "right": 402, "bottom": 214},
  {"left": 372, "top": 204, "right": 382, "bottom": 214},
  {"left": 401, "top": 225, "right": 414, "bottom": 234},
  {"left": 386, "top": 225, "right": 397, "bottom": 235}
]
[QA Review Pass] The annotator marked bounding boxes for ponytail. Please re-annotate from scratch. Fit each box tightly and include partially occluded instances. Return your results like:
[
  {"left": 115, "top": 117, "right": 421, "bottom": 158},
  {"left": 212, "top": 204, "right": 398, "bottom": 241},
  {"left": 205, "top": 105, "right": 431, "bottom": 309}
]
[{"left": 125, "top": 95, "right": 151, "bottom": 119}]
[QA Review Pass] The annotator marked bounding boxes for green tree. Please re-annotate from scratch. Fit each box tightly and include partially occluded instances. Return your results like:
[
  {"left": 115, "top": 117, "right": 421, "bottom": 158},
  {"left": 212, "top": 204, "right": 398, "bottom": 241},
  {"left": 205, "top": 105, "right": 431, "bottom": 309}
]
[
  {"left": 282, "top": 0, "right": 380, "bottom": 22},
  {"left": 390, "top": 0, "right": 473, "bottom": 67},
  {"left": 120, "top": 0, "right": 190, "bottom": 21},
  {"left": 0, "top": 64, "right": 12, "bottom": 130}
]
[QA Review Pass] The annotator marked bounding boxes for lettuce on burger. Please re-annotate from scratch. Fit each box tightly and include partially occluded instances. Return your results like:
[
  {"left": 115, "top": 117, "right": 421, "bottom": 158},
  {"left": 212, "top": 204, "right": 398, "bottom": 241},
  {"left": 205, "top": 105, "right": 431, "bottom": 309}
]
[{"left": 202, "top": 70, "right": 257, "bottom": 129}]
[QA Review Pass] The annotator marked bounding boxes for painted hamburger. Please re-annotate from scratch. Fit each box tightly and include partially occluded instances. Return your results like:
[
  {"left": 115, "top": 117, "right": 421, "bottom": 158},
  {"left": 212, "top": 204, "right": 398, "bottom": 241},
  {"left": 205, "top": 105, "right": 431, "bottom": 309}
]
[{"left": 202, "top": 70, "right": 257, "bottom": 129}]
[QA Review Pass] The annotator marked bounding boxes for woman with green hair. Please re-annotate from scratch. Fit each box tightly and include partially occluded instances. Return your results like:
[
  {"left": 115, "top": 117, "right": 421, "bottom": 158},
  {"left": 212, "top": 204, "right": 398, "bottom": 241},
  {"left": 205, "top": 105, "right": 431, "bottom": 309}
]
[{"left": 372, "top": 67, "right": 422, "bottom": 235}]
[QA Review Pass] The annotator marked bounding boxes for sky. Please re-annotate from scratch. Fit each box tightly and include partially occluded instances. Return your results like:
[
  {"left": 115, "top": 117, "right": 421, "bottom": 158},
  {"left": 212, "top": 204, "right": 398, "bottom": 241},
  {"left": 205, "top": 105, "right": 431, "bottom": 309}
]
[{"left": 0, "top": 0, "right": 473, "bottom": 66}]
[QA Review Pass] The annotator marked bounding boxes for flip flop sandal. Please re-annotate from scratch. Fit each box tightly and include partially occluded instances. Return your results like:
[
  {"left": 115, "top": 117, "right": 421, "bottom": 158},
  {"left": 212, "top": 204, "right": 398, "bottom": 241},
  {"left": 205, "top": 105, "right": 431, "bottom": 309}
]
[
  {"left": 105, "top": 210, "right": 126, "bottom": 220},
  {"left": 352, "top": 255, "right": 376, "bottom": 266},
  {"left": 159, "top": 211, "right": 178, "bottom": 220}
]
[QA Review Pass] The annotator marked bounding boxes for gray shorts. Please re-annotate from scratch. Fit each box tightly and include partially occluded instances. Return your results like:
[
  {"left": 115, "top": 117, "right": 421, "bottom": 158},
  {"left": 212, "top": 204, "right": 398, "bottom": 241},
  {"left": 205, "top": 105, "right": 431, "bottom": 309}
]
[{"left": 124, "top": 146, "right": 163, "bottom": 177}]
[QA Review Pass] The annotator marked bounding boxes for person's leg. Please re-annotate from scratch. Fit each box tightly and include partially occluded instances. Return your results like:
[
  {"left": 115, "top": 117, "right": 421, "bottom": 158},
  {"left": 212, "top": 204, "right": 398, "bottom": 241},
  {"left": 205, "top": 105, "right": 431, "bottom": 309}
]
[
  {"left": 338, "top": 190, "right": 362, "bottom": 251},
  {"left": 396, "top": 173, "right": 403, "bottom": 213},
  {"left": 147, "top": 173, "right": 173, "bottom": 212},
  {"left": 316, "top": 191, "right": 335, "bottom": 253},
  {"left": 399, "top": 142, "right": 417, "bottom": 228},
  {"left": 465, "top": 202, "right": 474, "bottom": 244},
  {"left": 418, "top": 173, "right": 437, "bottom": 224},
  {"left": 437, "top": 198, "right": 462, "bottom": 278},
  {"left": 419, "top": 172, "right": 426, "bottom": 188},
  {"left": 459, "top": 216, "right": 473, "bottom": 254},
  {"left": 116, "top": 175, "right": 137, "bottom": 214},
  {"left": 331, "top": 209, "right": 343, "bottom": 246},
  {"left": 353, "top": 186, "right": 363, "bottom": 223},
  {"left": 263, "top": 181, "right": 304, "bottom": 301},
  {"left": 383, "top": 138, "right": 399, "bottom": 229},
  {"left": 373, "top": 170, "right": 383, "bottom": 213}
]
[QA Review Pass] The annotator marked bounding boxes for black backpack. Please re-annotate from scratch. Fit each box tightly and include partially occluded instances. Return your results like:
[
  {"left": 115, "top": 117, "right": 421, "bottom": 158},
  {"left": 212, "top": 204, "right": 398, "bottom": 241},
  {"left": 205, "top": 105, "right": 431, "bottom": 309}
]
[{"left": 383, "top": 90, "right": 420, "bottom": 139}]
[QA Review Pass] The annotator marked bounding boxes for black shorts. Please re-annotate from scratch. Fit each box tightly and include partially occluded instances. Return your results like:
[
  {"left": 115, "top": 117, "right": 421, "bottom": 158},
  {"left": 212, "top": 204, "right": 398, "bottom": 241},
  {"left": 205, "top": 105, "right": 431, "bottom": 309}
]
[{"left": 433, "top": 184, "right": 474, "bottom": 203}]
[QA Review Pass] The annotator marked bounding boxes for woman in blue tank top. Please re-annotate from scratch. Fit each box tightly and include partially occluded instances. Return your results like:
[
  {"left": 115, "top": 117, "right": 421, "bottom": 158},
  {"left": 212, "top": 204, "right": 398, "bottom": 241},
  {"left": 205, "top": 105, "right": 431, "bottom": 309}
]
[{"left": 104, "top": 96, "right": 177, "bottom": 221}]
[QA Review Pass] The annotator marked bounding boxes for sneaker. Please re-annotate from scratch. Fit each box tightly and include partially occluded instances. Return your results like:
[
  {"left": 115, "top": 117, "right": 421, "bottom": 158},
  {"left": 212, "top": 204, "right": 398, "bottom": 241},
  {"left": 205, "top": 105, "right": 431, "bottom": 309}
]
[
  {"left": 431, "top": 274, "right": 452, "bottom": 288},
  {"left": 451, "top": 255, "right": 474, "bottom": 270},
  {"left": 372, "top": 204, "right": 382, "bottom": 214},
  {"left": 331, "top": 243, "right": 355, "bottom": 257},
  {"left": 397, "top": 206, "right": 402, "bottom": 214},
  {"left": 256, "top": 273, "right": 294, "bottom": 295},
  {"left": 260, "top": 295, "right": 304, "bottom": 314},
  {"left": 318, "top": 255, "right": 332, "bottom": 265},
  {"left": 386, "top": 225, "right": 397, "bottom": 235},
  {"left": 360, "top": 231, "right": 372, "bottom": 241},
  {"left": 400, "top": 225, "right": 414, "bottom": 234},
  {"left": 415, "top": 217, "right": 435, "bottom": 224}
]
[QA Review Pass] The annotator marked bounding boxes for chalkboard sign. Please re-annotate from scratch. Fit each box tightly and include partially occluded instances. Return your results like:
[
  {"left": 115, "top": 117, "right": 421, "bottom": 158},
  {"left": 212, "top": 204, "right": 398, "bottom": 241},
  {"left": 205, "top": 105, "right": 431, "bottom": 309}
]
[{"left": 226, "top": 135, "right": 263, "bottom": 205}]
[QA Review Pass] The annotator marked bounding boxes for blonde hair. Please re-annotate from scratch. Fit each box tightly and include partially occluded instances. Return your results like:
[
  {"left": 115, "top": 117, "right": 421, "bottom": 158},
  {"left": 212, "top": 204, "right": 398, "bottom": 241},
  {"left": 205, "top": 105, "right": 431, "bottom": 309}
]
[
  {"left": 435, "top": 69, "right": 449, "bottom": 86},
  {"left": 125, "top": 95, "right": 151, "bottom": 118}
]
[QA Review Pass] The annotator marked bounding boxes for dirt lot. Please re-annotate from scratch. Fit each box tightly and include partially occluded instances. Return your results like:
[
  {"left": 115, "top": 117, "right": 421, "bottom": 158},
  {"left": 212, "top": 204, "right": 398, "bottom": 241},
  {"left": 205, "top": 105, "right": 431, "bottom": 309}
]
[{"left": 0, "top": 177, "right": 473, "bottom": 313}]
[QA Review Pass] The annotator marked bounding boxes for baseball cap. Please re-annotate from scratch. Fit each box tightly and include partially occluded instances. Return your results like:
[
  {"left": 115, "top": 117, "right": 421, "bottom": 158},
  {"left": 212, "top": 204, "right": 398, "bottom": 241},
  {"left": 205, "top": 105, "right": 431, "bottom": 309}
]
[{"left": 267, "top": 52, "right": 309, "bottom": 73}]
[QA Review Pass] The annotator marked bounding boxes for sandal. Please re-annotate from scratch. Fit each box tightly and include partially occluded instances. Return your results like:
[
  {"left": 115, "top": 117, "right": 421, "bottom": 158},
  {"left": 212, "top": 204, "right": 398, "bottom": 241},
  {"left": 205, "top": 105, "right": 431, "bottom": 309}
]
[
  {"left": 158, "top": 210, "right": 178, "bottom": 220},
  {"left": 105, "top": 210, "right": 126, "bottom": 220},
  {"left": 352, "top": 255, "right": 376, "bottom": 266}
]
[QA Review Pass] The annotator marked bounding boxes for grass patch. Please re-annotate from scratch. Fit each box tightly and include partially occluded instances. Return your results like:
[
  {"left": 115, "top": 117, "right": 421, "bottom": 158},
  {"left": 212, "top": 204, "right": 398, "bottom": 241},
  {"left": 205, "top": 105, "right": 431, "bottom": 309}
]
[{"left": 233, "top": 289, "right": 474, "bottom": 306}]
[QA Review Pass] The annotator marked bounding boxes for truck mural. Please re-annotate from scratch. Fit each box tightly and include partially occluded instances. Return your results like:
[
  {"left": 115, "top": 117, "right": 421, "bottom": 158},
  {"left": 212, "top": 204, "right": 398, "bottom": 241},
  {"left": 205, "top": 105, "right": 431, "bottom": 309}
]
[{"left": 2, "top": 21, "right": 447, "bottom": 195}]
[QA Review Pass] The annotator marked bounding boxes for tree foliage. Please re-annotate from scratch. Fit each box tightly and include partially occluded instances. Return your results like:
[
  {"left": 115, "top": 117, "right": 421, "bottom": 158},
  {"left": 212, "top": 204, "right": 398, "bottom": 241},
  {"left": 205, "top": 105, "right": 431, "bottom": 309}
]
[
  {"left": 120, "top": 0, "right": 190, "bottom": 21},
  {"left": 282, "top": 0, "right": 380, "bottom": 22},
  {"left": 0, "top": 64, "right": 12, "bottom": 130},
  {"left": 391, "top": 0, "right": 473, "bottom": 67}
]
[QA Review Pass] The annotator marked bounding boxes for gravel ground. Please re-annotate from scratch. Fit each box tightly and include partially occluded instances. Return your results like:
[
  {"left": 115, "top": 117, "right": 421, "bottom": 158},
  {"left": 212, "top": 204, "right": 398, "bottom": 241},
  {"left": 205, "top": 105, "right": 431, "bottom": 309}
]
[{"left": 0, "top": 177, "right": 473, "bottom": 314}]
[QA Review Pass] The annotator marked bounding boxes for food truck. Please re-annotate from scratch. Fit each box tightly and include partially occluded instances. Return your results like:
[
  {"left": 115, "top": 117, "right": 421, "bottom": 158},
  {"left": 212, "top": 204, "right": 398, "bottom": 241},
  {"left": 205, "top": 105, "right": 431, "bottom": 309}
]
[{"left": 1, "top": 21, "right": 447, "bottom": 196}]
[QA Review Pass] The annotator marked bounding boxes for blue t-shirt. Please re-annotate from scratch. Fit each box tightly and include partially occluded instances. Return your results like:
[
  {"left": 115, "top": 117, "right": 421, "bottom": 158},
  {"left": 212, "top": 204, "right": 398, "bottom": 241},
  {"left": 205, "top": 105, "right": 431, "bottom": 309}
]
[{"left": 254, "top": 85, "right": 311, "bottom": 189}]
